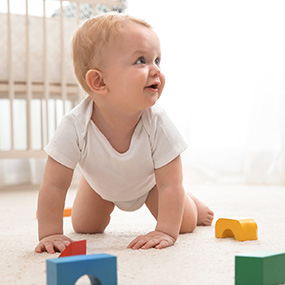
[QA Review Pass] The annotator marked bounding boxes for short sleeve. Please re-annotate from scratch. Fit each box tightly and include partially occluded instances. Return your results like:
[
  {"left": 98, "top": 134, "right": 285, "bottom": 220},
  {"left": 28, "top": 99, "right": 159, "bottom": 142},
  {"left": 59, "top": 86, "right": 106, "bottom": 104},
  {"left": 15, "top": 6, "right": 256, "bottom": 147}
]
[
  {"left": 44, "top": 114, "right": 81, "bottom": 169},
  {"left": 149, "top": 108, "right": 188, "bottom": 169}
]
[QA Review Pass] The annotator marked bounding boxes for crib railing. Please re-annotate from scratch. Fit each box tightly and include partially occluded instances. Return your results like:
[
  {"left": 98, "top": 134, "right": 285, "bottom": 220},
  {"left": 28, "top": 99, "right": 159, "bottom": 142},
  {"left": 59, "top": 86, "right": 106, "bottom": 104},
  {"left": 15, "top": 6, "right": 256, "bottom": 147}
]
[{"left": 0, "top": 0, "right": 126, "bottom": 159}]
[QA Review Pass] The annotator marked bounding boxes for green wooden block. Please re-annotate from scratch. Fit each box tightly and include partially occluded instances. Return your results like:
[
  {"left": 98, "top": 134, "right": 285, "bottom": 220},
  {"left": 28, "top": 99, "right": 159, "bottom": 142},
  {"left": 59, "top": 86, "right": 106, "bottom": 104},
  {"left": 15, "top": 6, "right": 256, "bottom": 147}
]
[{"left": 235, "top": 251, "right": 285, "bottom": 285}]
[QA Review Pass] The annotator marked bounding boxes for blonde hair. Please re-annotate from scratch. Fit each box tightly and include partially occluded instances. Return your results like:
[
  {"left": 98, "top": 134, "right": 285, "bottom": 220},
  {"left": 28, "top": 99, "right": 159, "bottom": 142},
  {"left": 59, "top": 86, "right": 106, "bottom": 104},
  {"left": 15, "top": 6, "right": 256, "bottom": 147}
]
[{"left": 72, "top": 13, "right": 151, "bottom": 93}]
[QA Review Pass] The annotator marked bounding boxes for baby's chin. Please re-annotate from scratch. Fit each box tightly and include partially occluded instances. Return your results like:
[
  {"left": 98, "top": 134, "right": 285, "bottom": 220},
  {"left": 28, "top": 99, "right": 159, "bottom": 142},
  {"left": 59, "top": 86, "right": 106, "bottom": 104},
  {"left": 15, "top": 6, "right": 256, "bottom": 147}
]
[{"left": 152, "top": 94, "right": 161, "bottom": 106}]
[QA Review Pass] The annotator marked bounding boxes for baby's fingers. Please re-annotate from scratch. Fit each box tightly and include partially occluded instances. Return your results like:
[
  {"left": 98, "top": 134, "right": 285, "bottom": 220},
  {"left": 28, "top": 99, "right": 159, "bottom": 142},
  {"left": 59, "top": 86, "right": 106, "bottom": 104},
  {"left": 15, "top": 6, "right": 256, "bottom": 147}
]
[
  {"left": 35, "top": 240, "right": 71, "bottom": 254},
  {"left": 35, "top": 241, "right": 56, "bottom": 254},
  {"left": 155, "top": 240, "right": 171, "bottom": 249},
  {"left": 141, "top": 239, "right": 160, "bottom": 249},
  {"left": 53, "top": 240, "right": 70, "bottom": 253},
  {"left": 35, "top": 243, "right": 45, "bottom": 253},
  {"left": 127, "top": 240, "right": 136, "bottom": 249},
  {"left": 129, "top": 238, "right": 149, "bottom": 250},
  {"left": 45, "top": 241, "right": 57, "bottom": 254},
  {"left": 127, "top": 235, "right": 144, "bottom": 249}
]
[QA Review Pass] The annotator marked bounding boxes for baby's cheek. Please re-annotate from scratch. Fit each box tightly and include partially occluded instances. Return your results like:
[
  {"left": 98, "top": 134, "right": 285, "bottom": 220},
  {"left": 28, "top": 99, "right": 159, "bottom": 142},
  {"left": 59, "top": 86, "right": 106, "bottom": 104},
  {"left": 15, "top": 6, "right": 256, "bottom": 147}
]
[
  {"left": 159, "top": 81, "right": 165, "bottom": 98},
  {"left": 160, "top": 74, "right": 166, "bottom": 90}
]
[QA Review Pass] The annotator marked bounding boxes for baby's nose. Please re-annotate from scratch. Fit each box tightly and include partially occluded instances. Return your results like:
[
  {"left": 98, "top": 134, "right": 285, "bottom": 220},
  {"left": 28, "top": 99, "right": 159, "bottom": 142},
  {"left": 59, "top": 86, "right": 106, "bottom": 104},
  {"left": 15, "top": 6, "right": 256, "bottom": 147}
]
[{"left": 150, "top": 64, "right": 161, "bottom": 77}]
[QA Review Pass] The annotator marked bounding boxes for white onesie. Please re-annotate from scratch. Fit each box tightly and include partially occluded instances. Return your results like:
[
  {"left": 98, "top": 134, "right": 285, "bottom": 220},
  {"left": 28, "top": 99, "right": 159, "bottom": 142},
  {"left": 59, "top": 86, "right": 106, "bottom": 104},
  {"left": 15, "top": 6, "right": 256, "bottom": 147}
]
[{"left": 45, "top": 96, "right": 188, "bottom": 211}]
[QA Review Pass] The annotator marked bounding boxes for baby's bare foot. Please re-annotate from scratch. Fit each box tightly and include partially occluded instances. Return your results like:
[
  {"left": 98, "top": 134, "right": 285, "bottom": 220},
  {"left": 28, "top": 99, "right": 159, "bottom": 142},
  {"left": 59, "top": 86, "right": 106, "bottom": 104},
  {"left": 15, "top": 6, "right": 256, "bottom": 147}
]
[
  {"left": 188, "top": 193, "right": 214, "bottom": 226},
  {"left": 197, "top": 206, "right": 214, "bottom": 226}
]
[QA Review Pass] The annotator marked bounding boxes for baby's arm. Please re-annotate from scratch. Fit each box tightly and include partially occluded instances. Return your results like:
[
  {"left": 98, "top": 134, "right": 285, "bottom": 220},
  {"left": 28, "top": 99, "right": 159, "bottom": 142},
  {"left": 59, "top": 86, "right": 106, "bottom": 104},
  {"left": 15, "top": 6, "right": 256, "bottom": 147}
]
[
  {"left": 128, "top": 156, "right": 186, "bottom": 249},
  {"left": 35, "top": 156, "right": 74, "bottom": 253}
]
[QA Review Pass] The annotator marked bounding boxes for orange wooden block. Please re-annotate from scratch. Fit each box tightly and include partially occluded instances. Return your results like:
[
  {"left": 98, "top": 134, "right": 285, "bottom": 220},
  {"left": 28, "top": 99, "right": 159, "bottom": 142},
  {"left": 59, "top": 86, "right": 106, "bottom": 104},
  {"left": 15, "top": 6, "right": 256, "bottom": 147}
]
[
  {"left": 63, "top": 207, "right": 72, "bottom": 217},
  {"left": 59, "top": 240, "right": 87, "bottom": 258}
]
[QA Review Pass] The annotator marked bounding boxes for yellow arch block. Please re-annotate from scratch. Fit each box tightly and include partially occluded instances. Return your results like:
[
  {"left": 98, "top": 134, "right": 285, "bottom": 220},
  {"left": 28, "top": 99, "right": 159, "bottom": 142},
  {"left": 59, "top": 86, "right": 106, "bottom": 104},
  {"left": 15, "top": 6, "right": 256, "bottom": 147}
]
[{"left": 215, "top": 218, "right": 258, "bottom": 241}]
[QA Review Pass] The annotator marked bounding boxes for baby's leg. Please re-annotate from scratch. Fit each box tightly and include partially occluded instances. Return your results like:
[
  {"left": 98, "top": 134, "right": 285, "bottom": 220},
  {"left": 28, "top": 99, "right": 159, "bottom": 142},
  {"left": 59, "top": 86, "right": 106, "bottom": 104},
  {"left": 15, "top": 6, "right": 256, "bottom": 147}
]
[
  {"left": 146, "top": 186, "right": 198, "bottom": 234},
  {"left": 72, "top": 176, "right": 114, "bottom": 233},
  {"left": 188, "top": 193, "right": 214, "bottom": 226},
  {"left": 146, "top": 186, "right": 214, "bottom": 234}
]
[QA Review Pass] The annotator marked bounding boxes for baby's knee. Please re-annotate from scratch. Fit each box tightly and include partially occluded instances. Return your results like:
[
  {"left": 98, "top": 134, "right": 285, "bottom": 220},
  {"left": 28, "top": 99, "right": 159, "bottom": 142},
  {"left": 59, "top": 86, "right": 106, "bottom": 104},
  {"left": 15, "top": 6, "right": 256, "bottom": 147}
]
[
  {"left": 72, "top": 216, "right": 110, "bottom": 234},
  {"left": 73, "top": 223, "right": 107, "bottom": 234},
  {"left": 179, "top": 195, "right": 198, "bottom": 234}
]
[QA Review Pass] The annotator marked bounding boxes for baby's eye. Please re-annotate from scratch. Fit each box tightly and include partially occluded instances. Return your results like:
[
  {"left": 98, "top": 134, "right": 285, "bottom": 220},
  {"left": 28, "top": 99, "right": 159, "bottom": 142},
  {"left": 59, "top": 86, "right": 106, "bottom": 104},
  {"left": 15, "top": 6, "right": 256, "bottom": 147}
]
[
  {"left": 155, "top": 57, "right": 161, "bottom": 66},
  {"left": 135, "top": 57, "right": 146, "bottom": 65}
]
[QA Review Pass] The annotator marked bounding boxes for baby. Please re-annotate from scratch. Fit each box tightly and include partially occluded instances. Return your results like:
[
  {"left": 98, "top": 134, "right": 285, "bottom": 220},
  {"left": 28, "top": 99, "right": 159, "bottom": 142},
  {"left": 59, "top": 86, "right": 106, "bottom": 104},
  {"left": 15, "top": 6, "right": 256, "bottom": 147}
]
[{"left": 35, "top": 13, "right": 214, "bottom": 253}]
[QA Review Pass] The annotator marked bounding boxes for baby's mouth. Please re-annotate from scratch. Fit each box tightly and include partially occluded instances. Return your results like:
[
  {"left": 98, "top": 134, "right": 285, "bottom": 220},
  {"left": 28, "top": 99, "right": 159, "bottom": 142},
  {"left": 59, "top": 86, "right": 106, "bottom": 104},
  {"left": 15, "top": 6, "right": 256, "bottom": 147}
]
[{"left": 145, "top": 83, "right": 160, "bottom": 90}]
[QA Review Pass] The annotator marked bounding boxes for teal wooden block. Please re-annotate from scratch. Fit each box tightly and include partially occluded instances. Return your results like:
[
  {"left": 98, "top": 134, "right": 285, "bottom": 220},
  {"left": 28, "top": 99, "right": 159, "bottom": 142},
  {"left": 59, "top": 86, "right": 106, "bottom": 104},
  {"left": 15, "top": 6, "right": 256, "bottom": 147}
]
[
  {"left": 46, "top": 254, "right": 117, "bottom": 285},
  {"left": 235, "top": 251, "right": 285, "bottom": 285}
]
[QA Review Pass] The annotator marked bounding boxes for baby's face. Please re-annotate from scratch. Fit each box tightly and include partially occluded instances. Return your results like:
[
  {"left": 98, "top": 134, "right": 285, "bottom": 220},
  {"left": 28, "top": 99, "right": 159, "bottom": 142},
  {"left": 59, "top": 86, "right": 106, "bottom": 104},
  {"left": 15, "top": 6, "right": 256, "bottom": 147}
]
[{"left": 100, "top": 22, "right": 165, "bottom": 113}]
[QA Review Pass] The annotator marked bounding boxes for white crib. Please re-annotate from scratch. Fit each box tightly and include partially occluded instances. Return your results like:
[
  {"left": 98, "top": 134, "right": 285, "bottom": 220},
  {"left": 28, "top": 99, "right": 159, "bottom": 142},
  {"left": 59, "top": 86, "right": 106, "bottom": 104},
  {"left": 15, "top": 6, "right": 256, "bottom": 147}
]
[{"left": 0, "top": 0, "right": 126, "bottom": 159}]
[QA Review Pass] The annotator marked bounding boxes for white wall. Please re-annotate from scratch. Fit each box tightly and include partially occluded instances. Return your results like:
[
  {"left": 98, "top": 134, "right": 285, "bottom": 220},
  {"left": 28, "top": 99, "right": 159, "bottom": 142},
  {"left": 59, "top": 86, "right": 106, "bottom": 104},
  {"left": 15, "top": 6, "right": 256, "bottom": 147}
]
[{"left": 128, "top": 0, "right": 285, "bottom": 183}]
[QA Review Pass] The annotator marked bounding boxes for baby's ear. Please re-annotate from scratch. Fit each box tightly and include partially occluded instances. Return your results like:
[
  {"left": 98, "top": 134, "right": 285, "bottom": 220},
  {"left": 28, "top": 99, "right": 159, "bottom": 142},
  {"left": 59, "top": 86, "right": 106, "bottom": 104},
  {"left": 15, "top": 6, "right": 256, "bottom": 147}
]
[{"left": 85, "top": 69, "right": 108, "bottom": 95}]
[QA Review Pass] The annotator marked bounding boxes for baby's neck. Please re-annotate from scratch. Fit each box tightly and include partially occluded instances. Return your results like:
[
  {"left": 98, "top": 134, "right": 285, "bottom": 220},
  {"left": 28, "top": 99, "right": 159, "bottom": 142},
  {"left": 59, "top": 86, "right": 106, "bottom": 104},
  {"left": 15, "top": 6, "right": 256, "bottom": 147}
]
[{"left": 91, "top": 103, "right": 142, "bottom": 153}]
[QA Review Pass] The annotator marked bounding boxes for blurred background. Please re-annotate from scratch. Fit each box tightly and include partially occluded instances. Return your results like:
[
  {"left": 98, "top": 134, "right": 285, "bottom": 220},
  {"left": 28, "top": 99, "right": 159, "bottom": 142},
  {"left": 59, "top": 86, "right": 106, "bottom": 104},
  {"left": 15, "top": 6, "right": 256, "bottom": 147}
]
[{"left": 0, "top": 0, "right": 284, "bottom": 187}]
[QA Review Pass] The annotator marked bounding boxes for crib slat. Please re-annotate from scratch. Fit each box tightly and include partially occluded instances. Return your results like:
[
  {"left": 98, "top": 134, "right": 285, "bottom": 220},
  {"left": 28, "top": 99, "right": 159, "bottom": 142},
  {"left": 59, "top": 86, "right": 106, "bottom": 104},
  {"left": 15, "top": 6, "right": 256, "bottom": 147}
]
[
  {"left": 0, "top": 150, "right": 47, "bottom": 159},
  {"left": 76, "top": 1, "right": 86, "bottom": 102},
  {"left": 54, "top": 100, "right": 57, "bottom": 131},
  {"left": 25, "top": 0, "right": 32, "bottom": 150},
  {"left": 2, "top": 0, "right": 92, "bottom": 158},
  {"left": 60, "top": 0, "right": 67, "bottom": 115},
  {"left": 43, "top": 0, "right": 49, "bottom": 147},
  {"left": 7, "top": 0, "right": 14, "bottom": 151}
]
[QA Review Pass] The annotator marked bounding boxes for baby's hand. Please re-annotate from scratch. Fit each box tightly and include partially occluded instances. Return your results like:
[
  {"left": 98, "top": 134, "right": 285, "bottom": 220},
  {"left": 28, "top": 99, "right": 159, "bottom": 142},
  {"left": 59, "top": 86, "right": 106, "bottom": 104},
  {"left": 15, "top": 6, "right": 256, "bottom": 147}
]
[
  {"left": 35, "top": 234, "right": 73, "bottom": 254},
  {"left": 127, "top": 230, "right": 175, "bottom": 250}
]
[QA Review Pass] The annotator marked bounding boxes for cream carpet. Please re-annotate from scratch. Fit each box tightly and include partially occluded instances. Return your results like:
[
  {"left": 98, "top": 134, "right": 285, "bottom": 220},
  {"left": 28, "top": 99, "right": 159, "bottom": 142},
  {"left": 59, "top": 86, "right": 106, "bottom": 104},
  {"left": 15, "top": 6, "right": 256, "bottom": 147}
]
[{"left": 1, "top": 182, "right": 285, "bottom": 285}]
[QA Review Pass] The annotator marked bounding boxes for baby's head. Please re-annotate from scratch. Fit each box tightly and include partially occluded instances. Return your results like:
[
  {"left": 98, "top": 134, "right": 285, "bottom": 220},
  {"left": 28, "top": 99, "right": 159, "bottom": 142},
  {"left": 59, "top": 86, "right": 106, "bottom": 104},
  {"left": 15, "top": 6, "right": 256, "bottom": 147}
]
[{"left": 72, "top": 13, "right": 152, "bottom": 94}]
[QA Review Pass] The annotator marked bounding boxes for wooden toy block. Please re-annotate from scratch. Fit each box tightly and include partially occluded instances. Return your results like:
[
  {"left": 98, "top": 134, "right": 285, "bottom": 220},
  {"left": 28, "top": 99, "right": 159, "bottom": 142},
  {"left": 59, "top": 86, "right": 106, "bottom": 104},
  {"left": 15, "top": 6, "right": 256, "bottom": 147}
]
[
  {"left": 215, "top": 217, "right": 258, "bottom": 241},
  {"left": 59, "top": 240, "right": 86, "bottom": 257},
  {"left": 47, "top": 254, "right": 117, "bottom": 285},
  {"left": 63, "top": 207, "right": 72, "bottom": 217},
  {"left": 36, "top": 207, "right": 72, "bottom": 218},
  {"left": 235, "top": 251, "right": 285, "bottom": 285}
]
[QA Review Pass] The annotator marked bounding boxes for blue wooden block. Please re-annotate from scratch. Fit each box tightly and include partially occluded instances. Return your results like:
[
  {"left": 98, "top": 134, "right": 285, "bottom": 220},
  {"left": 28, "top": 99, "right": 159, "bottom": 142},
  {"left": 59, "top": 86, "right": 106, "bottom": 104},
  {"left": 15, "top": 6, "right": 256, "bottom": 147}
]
[{"left": 46, "top": 254, "right": 117, "bottom": 285}]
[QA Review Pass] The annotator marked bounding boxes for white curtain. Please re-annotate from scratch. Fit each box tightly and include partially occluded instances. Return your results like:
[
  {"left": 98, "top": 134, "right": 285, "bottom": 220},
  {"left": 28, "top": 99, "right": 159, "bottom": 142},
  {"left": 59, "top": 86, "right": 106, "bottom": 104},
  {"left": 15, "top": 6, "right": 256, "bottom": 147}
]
[
  {"left": 128, "top": 0, "right": 285, "bottom": 184},
  {"left": 1, "top": 0, "right": 284, "bottom": 186}
]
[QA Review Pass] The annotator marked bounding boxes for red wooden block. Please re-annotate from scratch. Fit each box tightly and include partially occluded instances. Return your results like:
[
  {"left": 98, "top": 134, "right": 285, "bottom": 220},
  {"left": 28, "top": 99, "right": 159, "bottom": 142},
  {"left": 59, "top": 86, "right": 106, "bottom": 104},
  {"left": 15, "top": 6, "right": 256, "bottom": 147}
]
[{"left": 59, "top": 240, "right": 87, "bottom": 258}]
